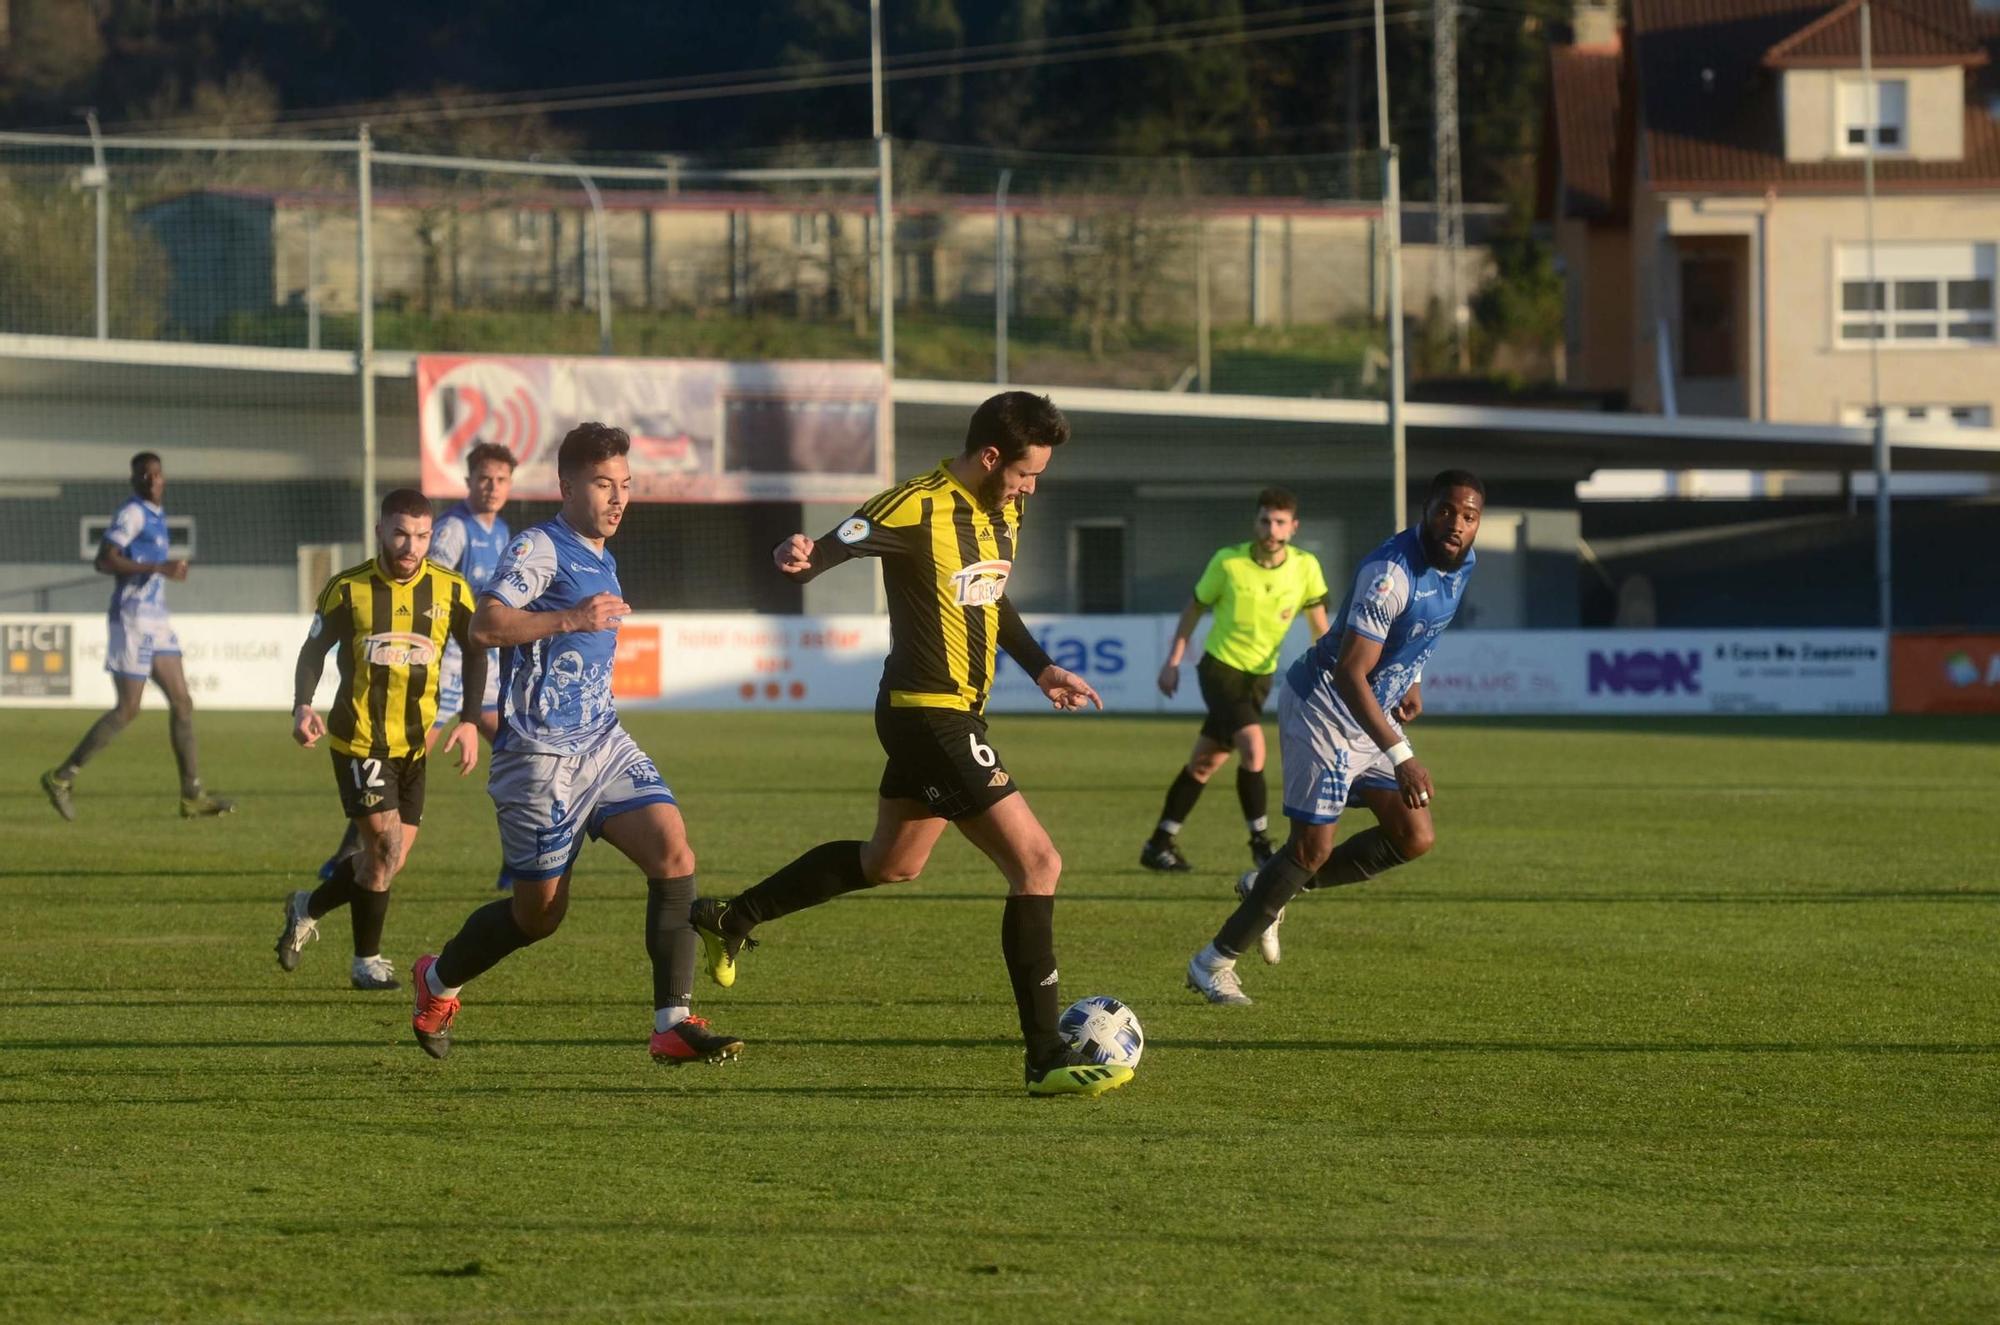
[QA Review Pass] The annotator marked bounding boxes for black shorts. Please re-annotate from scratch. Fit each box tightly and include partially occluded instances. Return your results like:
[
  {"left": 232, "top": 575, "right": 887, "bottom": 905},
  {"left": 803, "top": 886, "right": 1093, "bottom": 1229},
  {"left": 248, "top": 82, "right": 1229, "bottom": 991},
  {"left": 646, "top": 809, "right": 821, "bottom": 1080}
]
[
  {"left": 874, "top": 692, "right": 1019, "bottom": 821},
  {"left": 330, "top": 749, "right": 428, "bottom": 826},
  {"left": 1196, "top": 653, "right": 1275, "bottom": 743}
]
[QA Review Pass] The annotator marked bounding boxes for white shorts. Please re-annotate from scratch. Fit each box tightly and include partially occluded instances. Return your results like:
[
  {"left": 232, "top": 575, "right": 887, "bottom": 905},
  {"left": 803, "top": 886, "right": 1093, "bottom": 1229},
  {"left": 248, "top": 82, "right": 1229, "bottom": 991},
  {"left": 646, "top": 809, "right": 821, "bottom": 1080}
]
[
  {"left": 434, "top": 639, "right": 501, "bottom": 728},
  {"left": 488, "top": 725, "right": 676, "bottom": 883},
  {"left": 105, "top": 611, "right": 180, "bottom": 679},
  {"left": 1278, "top": 680, "right": 1402, "bottom": 825}
]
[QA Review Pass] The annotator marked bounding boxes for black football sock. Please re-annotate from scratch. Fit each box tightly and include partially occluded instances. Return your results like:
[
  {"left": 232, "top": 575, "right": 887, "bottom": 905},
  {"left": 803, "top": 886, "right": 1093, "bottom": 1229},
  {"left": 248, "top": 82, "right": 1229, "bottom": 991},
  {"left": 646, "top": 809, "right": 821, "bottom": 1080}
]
[
  {"left": 1236, "top": 765, "right": 1269, "bottom": 835},
  {"left": 1304, "top": 827, "right": 1408, "bottom": 891},
  {"left": 1213, "top": 853, "right": 1315, "bottom": 958},
  {"left": 1151, "top": 768, "right": 1206, "bottom": 842},
  {"left": 647, "top": 875, "right": 698, "bottom": 1011},
  {"left": 307, "top": 853, "right": 360, "bottom": 919},
  {"left": 169, "top": 707, "right": 201, "bottom": 799},
  {"left": 435, "top": 899, "right": 537, "bottom": 989},
  {"left": 350, "top": 887, "right": 391, "bottom": 959},
  {"left": 60, "top": 707, "right": 132, "bottom": 776},
  {"left": 1001, "top": 895, "right": 1066, "bottom": 1065},
  {"left": 724, "top": 840, "right": 870, "bottom": 937}
]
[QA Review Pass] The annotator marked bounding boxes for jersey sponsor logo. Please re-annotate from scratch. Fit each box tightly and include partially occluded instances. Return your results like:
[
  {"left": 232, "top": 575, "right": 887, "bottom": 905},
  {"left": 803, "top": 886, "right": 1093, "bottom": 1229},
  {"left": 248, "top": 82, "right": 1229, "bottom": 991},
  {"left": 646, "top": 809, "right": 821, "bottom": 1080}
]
[
  {"left": 422, "top": 601, "right": 450, "bottom": 622},
  {"left": 361, "top": 631, "right": 440, "bottom": 667},
  {"left": 950, "top": 558, "right": 1013, "bottom": 607},
  {"left": 1369, "top": 573, "right": 1397, "bottom": 598},
  {"left": 836, "top": 516, "right": 872, "bottom": 545},
  {"left": 395, "top": 604, "right": 411, "bottom": 615},
  {"left": 1413, "top": 588, "right": 1438, "bottom": 600},
  {"left": 987, "top": 769, "right": 1011, "bottom": 788},
  {"left": 507, "top": 533, "right": 536, "bottom": 559}
]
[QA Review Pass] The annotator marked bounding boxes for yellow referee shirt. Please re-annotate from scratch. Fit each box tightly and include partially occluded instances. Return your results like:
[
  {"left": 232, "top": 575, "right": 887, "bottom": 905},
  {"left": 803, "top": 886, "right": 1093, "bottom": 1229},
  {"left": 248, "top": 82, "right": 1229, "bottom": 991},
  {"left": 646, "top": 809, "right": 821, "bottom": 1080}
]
[{"left": 1193, "top": 542, "right": 1329, "bottom": 675}]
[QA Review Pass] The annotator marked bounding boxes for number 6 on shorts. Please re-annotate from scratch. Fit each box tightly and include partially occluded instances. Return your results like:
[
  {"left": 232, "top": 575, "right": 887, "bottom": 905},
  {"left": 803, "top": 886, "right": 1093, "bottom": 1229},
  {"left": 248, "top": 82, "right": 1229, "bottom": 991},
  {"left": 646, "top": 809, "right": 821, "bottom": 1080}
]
[{"left": 967, "top": 734, "right": 997, "bottom": 768}]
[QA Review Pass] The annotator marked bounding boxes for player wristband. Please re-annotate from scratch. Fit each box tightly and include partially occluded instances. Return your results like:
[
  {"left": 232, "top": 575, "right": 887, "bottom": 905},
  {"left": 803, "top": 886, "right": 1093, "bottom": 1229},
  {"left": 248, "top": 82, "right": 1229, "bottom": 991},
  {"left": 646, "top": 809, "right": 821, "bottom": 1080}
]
[{"left": 1386, "top": 740, "right": 1415, "bottom": 766}]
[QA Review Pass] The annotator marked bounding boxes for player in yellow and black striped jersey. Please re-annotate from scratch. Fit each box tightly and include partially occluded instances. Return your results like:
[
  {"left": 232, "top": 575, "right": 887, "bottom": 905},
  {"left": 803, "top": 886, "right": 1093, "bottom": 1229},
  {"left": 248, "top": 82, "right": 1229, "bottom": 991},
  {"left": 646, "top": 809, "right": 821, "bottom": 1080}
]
[
  {"left": 275, "top": 489, "right": 486, "bottom": 993},
  {"left": 688, "top": 392, "right": 1136, "bottom": 1099}
]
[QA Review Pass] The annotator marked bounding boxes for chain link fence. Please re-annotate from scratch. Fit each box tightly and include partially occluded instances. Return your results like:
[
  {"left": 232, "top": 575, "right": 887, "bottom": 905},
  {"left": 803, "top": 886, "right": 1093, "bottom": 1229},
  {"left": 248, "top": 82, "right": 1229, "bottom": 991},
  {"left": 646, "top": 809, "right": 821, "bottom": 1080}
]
[{"left": 0, "top": 129, "right": 1407, "bottom": 616}]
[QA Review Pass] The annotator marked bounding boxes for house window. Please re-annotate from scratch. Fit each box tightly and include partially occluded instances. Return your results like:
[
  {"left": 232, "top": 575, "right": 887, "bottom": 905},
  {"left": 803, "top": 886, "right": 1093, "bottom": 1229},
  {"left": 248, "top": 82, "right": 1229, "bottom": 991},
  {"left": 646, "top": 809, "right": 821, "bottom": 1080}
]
[
  {"left": 1842, "top": 404, "right": 1993, "bottom": 427},
  {"left": 1838, "top": 243, "right": 1996, "bottom": 344},
  {"left": 511, "top": 210, "right": 545, "bottom": 249},
  {"left": 790, "top": 213, "right": 823, "bottom": 246},
  {"left": 1839, "top": 78, "right": 1908, "bottom": 155}
]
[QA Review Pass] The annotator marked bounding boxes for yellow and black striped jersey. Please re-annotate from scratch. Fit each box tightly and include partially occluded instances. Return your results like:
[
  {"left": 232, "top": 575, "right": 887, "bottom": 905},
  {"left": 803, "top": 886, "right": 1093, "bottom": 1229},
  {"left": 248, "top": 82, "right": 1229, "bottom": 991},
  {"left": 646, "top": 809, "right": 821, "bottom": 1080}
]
[
  {"left": 796, "top": 460, "right": 1053, "bottom": 713},
  {"left": 307, "top": 558, "right": 477, "bottom": 759}
]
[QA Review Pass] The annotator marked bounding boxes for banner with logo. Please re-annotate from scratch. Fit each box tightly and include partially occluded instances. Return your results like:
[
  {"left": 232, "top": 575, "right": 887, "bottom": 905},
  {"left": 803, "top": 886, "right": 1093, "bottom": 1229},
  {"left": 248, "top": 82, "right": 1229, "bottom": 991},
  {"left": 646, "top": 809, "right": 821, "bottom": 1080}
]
[
  {"left": 417, "top": 355, "right": 890, "bottom": 504},
  {"left": 1891, "top": 634, "right": 2000, "bottom": 713},
  {"left": 0, "top": 615, "right": 342, "bottom": 711},
  {"left": 1, "top": 615, "right": 1886, "bottom": 717},
  {"left": 1419, "top": 631, "right": 1887, "bottom": 715}
]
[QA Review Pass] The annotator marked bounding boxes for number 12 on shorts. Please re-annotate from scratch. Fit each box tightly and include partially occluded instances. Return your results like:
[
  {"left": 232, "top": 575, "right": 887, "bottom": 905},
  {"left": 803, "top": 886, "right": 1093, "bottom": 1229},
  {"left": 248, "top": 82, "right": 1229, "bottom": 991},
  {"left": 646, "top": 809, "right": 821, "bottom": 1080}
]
[{"left": 351, "top": 757, "right": 386, "bottom": 790}]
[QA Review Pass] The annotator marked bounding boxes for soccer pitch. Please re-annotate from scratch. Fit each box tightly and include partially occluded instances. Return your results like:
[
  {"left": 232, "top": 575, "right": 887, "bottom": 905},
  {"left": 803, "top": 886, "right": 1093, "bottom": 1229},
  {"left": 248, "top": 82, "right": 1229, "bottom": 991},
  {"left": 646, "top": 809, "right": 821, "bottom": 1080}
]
[{"left": 3, "top": 710, "right": 1997, "bottom": 1322}]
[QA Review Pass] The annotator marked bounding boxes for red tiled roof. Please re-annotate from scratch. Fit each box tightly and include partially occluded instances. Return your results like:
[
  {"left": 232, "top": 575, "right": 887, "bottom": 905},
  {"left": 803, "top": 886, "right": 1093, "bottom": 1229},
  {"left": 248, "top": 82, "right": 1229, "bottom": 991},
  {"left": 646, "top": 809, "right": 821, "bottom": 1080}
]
[
  {"left": 1550, "top": 44, "right": 1626, "bottom": 218},
  {"left": 1630, "top": 0, "right": 2000, "bottom": 192},
  {"left": 1763, "top": 0, "right": 1987, "bottom": 67}
]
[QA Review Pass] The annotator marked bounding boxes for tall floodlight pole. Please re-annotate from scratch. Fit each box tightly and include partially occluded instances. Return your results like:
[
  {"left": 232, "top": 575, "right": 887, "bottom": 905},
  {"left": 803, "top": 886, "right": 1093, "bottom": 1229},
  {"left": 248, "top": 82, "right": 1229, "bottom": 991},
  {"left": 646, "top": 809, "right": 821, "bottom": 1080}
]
[
  {"left": 1433, "top": 0, "right": 1467, "bottom": 370},
  {"left": 1377, "top": 0, "right": 1408, "bottom": 528},
  {"left": 358, "top": 124, "right": 377, "bottom": 549},
  {"left": 1862, "top": 2, "right": 1892, "bottom": 679},
  {"left": 872, "top": 0, "right": 895, "bottom": 377},
  {"left": 84, "top": 111, "right": 108, "bottom": 340}
]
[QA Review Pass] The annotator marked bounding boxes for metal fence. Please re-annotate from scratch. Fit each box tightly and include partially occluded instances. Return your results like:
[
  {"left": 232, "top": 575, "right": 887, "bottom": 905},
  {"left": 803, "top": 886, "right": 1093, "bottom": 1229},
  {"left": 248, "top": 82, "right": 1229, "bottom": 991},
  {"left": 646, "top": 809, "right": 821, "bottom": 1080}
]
[{"left": 0, "top": 129, "right": 1421, "bottom": 618}]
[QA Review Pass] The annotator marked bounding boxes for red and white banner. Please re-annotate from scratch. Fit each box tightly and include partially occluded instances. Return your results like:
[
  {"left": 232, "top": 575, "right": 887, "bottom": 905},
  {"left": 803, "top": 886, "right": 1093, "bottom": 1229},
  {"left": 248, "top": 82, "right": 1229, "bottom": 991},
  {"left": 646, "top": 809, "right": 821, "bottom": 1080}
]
[{"left": 417, "top": 355, "right": 890, "bottom": 503}]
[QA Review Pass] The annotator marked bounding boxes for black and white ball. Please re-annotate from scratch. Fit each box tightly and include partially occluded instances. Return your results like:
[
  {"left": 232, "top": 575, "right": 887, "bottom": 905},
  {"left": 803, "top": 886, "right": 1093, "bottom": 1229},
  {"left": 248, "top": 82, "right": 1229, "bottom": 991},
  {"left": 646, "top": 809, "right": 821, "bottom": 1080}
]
[{"left": 1058, "top": 995, "right": 1144, "bottom": 1070}]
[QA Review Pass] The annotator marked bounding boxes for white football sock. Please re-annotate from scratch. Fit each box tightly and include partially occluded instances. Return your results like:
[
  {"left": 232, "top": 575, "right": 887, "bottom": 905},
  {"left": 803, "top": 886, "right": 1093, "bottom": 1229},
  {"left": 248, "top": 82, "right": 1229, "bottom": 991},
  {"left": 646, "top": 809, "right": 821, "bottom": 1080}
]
[
  {"left": 1157, "top": 818, "right": 1184, "bottom": 837},
  {"left": 1197, "top": 942, "right": 1234, "bottom": 970},
  {"left": 654, "top": 1004, "right": 690, "bottom": 1034},
  {"left": 426, "top": 964, "right": 461, "bottom": 1000}
]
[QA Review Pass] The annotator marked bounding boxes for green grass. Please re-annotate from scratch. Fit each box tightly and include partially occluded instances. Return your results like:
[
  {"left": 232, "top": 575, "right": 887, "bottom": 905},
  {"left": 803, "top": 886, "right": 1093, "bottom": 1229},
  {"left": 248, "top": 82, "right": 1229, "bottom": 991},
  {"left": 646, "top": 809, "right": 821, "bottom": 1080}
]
[{"left": 3, "top": 711, "right": 1998, "bottom": 1323}]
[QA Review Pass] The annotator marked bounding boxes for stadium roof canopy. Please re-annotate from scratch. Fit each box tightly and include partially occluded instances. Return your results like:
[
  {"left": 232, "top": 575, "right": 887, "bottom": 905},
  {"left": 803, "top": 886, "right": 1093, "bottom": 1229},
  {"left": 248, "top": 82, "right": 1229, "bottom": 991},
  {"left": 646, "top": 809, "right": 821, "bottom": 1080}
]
[{"left": 3, "top": 334, "right": 1998, "bottom": 486}]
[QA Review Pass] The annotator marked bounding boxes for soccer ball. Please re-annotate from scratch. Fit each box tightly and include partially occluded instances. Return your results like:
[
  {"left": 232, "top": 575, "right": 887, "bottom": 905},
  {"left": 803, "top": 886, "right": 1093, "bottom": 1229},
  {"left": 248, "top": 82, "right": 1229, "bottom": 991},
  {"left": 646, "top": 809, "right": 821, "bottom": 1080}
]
[{"left": 1058, "top": 995, "right": 1144, "bottom": 1070}]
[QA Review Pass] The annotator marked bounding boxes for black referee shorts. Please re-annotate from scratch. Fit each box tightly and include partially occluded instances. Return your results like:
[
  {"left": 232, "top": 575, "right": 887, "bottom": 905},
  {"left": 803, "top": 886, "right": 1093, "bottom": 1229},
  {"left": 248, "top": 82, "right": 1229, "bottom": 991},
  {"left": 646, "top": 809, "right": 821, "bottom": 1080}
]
[
  {"left": 1195, "top": 652, "right": 1275, "bottom": 744},
  {"left": 874, "top": 691, "right": 1019, "bottom": 821}
]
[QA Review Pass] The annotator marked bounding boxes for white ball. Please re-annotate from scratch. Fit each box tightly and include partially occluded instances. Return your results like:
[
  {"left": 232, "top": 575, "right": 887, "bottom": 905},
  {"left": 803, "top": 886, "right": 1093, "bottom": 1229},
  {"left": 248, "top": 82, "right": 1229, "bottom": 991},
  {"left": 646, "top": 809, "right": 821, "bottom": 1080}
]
[{"left": 1058, "top": 994, "right": 1144, "bottom": 1070}]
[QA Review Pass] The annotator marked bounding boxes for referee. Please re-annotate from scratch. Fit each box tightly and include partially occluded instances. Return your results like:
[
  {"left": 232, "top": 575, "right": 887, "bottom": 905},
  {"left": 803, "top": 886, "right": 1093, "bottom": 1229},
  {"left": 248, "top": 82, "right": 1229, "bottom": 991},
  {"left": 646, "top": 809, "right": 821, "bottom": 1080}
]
[{"left": 1142, "top": 487, "right": 1329, "bottom": 873}]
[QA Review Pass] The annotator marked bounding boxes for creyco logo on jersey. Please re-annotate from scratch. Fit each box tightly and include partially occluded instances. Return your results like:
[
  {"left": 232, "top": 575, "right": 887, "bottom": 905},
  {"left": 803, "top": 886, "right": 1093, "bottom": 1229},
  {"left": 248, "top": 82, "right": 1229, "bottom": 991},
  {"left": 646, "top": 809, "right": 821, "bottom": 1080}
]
[
  {"left": 951, "top": 559, "right": 1012, "bottom": 606},
  {"left": 362, "top": 632, "right": 440, "bottom": 668},
  {"left": 836, "top": 517, "right": 871, "bottom": 545},
  {"left": 1588, "top": 649, "right": 1701, "bottom": 695}
]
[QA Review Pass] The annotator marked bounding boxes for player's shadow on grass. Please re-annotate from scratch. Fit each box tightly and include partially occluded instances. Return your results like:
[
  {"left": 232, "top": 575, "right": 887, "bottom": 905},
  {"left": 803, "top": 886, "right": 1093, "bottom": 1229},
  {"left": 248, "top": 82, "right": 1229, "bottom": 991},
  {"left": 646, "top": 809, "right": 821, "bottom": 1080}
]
[
  {"left": 1424, "top": 715, "right": 2000, "bottom": 745},
  {"left": 1148, "top": 1038, "right": 2000, "bottom": 1055}
]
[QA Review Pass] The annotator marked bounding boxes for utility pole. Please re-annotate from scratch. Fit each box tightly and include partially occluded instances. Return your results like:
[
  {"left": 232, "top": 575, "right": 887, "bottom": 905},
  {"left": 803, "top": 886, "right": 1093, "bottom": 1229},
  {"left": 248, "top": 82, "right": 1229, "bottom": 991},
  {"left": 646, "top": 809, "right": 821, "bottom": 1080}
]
[{"left": 1377, "top": 0, "right": 1407, "bottom": 529}]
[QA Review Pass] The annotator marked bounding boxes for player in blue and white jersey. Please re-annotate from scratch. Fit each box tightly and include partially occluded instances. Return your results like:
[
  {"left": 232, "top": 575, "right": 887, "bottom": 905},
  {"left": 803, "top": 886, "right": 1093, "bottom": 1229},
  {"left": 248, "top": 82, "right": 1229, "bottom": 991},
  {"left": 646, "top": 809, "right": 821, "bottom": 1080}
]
[
  {"left": 1187, "top": 470, "right": 1484, "bottom": 1002},
  {"left": 409, "top": 423, "right": 743, "bottom": 1067},
  {"left": 40, "top": 452, "right": 234, "bottom": 821},
  {"left": 426, "top": 441, "right": 514, "bottom": 751}
]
